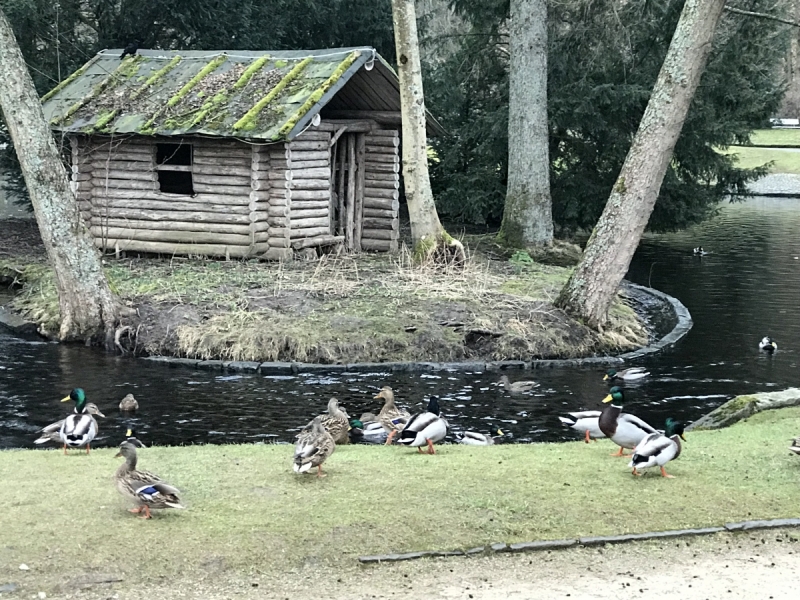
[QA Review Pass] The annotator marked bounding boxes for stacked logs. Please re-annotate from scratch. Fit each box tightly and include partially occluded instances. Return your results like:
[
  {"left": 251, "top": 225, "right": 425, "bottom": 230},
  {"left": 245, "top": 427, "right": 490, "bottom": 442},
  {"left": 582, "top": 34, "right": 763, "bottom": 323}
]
[
  {"left": 361, "top": 130, "right": 400, "bottom": 252},
  {"left": 84, "top": 137, "right": 266, "bottom": 258}
]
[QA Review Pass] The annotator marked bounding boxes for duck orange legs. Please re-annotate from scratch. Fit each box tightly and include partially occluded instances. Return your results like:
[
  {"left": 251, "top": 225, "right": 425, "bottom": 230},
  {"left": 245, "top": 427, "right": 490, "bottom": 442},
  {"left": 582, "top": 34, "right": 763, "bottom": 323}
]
[
  {"left": 611, "top": 446, "right": 629, "bottom": 457},
  {"left": 426, "top": 439, "right": 436, "bottom": 455},
  {"left": 584, "top": 430, "right": 591, "bottom": 444},
  {"left": 384, "top": 430, "right": 397, "bottom": 446},
  {"left": 660, "top": 467, "right": 675, "bottom": 479}
]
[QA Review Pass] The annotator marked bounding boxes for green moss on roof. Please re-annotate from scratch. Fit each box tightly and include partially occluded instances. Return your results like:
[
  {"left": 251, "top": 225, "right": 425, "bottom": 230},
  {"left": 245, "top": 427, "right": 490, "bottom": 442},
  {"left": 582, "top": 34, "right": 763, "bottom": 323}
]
[
  {"left": 233, "top": 56, "right": 269, "bottom": 90},
  {"left": 167, "top": 54, "right": 227, "bottom": 108},
  {"left": 278, "top": 50, "right": 360, "bottom": 138},
  {"left": 131, "top": 55, "right": 182, "bottom": 100},
  {"left": 232, "top": 57, "right": 313, "bottom": 132},
  {"left": 93, "top": 110, "right": 118, "bottom": 131},
  {"left": 40, "top": 58, "right": 95, "bottom": 103}
]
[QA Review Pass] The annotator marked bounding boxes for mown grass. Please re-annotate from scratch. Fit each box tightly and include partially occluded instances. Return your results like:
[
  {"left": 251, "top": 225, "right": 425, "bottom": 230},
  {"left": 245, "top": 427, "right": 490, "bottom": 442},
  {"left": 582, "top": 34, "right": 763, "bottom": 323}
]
[
  {"left": 720, "top": 145, "right": 800, "bottom": 175},
  {"left": 1, "top": 245, "right": 646, "bottom": 362},
  {"left": 1, "top": 406, "right": 799, "bottom": 587},
  {"left": 749, "top": 128, "right": 800, "bottom": 146}
]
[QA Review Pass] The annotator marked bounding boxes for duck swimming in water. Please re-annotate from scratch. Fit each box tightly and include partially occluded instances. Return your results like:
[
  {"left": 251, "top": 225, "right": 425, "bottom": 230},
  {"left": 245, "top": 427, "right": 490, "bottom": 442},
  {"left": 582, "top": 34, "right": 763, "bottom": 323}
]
[
  {"left": 759, "top": 336, "right": 777, "bottom": 354},
  {"left": 604, "top": 367, "right": 650, "bottom": 382}
]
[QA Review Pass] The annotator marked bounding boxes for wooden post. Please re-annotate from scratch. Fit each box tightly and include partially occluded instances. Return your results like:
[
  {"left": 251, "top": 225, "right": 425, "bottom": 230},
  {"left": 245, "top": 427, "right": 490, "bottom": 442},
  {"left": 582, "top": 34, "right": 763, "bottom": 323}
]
[
  {"left": 336, "top": 137, "right": 347, "bottom": 237},
  {"left": 345, "top": 134, "right": 356, "bottom": 251},
  {"left": 329, "top": 140, "right": 338, "bottom": 234},
  {"left": 354, "top": 133, "right": 366, "bottom": 252}
]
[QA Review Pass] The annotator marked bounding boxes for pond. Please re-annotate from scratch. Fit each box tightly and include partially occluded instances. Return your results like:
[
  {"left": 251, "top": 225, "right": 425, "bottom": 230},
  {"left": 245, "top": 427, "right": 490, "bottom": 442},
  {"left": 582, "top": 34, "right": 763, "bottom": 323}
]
[{"left": 2, "top": 197, "right": 799, "bottom": 449}]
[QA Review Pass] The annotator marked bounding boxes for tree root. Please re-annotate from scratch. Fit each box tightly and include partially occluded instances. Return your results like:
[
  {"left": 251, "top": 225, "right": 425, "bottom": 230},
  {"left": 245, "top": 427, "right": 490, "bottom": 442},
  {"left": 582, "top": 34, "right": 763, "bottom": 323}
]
[{"left": 415, "top": 233, "right": 467, "bottom": 268}]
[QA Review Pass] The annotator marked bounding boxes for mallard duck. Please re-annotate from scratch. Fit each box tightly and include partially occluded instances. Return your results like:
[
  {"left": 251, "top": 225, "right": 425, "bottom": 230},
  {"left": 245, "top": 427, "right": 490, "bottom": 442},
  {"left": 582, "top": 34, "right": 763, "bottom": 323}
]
[
  {"left": 374, "top": 386, "right": 411, "bottom": 445},
  {"left": 558, "top": 411, "right": 606, "bottom": 443},
  {"left": 349, "top": 419, "right": 388, "bottom": 445},
  {"left": 34, "top": 402, "right": 105, "bottom": 446},
  {"left": 759, "top": 336, "right": 777, "bottom": 353},
  {"left": 790, "top": 438, "right": 800, "bottom": 455},
  {"left": 42, "top": 389, "right": 103, "bottom": 454},
  {"left": 456, "top": 428, "right": 504, "bottom": 446},
  {"left": 604, "top": 367, "right": 650, "bottom": 382},
  {"left": 599, "top": 387, "right": 659, "bottom": 456},
  {"left": 499, "top": 374, "right": 540, "bottom": 395},
  {"left": 397, "top": 396, "right": 448, "bottom": 454},
  {"left": 298, "top": 397, "right": 350, "bottom": 444},
  {"left": 693, "top": 247, "right": 710, "bottom": 256},
  {"left": 359, "top": 412, "right": 378, "bottom": 423},
  {"left": 293, "top": 416, "right": 335, "bottom": 477},
  {"left": 114, "top": 440, "right": 184, "bottom": 519},
  {"left": 124, "top": 428, "right": 146, "bottom": 447},
  {"left": 629, "top": 418, "right": 686, "bottom": 478},
  {"left": 119, "top": 393, "right": 139, "bottom": 412}
]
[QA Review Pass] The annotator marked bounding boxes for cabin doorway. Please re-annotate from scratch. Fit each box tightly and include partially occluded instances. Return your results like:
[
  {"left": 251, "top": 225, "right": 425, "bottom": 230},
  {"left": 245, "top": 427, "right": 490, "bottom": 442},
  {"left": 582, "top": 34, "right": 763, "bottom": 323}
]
[{"left": 330, "top": 132, "right": 365, "bottom": 251}]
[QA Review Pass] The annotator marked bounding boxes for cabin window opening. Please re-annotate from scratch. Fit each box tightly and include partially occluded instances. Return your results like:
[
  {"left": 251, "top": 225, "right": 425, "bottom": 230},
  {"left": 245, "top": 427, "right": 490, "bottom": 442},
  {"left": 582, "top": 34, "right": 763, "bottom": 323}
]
[{"left": 156, "top": 143, "right": 194, "bottom": 195}]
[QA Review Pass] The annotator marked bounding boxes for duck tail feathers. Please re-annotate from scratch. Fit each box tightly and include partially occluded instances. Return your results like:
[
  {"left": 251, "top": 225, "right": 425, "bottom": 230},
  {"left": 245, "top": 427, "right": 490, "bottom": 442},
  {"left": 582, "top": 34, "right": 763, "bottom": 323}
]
[{"left": 558, "top": 416, "right": 575, "bottom": 426}]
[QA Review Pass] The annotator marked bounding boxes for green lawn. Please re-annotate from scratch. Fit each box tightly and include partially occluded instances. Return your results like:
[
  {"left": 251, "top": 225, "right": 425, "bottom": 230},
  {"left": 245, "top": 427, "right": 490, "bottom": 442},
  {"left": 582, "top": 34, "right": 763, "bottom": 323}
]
[
  {"left": 749, "top": 128, "right": 800, "bottom": 146},
  {"left": 719, "top": 145, "right": 800, "bottom": 175},
  {"left": 1, "top": 406, "right": 799, "bottom": 584}
]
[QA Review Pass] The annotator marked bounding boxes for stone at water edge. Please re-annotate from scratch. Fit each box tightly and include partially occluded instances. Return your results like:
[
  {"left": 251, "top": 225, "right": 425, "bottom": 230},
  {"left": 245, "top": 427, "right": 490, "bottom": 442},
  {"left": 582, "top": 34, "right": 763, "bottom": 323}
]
[{"left": 688, "top": 388, "right": 800, "bottom": 430}]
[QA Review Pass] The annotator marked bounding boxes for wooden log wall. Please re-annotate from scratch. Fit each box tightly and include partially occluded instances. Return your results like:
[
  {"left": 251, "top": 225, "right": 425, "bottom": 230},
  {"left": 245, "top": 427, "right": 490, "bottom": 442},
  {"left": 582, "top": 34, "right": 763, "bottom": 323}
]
[
  {"left": 80, "top": 136, "right": 269, "bottom": 258},
  {"left": 270, "top": 130, "right": 344, "bottom": 253},
  {"left": 361, "top": 129, "right": 400, "bottom": 252}
]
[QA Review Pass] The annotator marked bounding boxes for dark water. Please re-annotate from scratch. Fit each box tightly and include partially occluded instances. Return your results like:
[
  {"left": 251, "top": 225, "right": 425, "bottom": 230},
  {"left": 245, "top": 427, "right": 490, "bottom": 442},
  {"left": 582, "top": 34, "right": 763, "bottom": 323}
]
[{"left": 2, "top": 197, "right": 800, "bottom": 449}]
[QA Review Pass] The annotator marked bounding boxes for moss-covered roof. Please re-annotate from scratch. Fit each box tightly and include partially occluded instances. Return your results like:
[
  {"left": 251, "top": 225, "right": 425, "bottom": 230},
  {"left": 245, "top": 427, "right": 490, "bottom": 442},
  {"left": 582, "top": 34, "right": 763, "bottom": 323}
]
[{"left": 41, "top": 47, "right": 435, "bottom": 141}]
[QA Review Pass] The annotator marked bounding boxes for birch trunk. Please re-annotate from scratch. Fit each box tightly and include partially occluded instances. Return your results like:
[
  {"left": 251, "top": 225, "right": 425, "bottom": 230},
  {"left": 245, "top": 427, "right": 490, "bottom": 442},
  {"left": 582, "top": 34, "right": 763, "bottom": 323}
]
[
  {"left": 391, "top": 0, "right": 464, "bottom": 262},
  {"left": 499, "top": 0, "right": 553, "bottom": 248},
  {"left": 0, "top": 9, "right": 118, "bottom": 344},
  {"left": 555, "top": 0, "right": 726, "bottom": 328},
  {"left": 784, "top": 0, "right": 800, "bottom": 118}
]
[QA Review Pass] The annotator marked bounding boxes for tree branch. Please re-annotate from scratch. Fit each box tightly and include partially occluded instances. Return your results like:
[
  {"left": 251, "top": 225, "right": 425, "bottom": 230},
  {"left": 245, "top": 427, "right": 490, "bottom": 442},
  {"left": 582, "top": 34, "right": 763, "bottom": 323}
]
[{"left": 724, "top": 5, "right": 800, "bottom": 28}]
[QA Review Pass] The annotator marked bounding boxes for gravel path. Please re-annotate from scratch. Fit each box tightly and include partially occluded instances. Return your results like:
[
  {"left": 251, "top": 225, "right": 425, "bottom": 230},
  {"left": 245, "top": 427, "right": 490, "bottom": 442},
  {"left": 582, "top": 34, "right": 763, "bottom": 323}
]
[{"left": 21, "top": 529, "right": 795, "bottom": 600}]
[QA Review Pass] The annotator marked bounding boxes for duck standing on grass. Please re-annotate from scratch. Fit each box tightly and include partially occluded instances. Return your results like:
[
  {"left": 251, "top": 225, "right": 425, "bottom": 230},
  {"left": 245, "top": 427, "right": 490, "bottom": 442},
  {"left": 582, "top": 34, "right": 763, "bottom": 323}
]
[
  {"left": 397, "top": 395, "right": 448, "bottom": 454},
  {"left": 298, "top": 397, "right": 350, "bottom": 445},
  {"left": 599, "top": 387, "right": 659, "bottom": 456},
  {"left": 629, "top": 419, "right": 686, "bottom": 478},
  {"left": 604, "top": 367, "right": 650, "bottom": 382},
  {"left": 293, "top": 416, "right": 335, "bottom": 477},
  {"left": 114, "top": 439, "right": 184, "bottom": 519},
  {"left": 39, "top": 388, "right": 103, "bottom": 454},
  {"left": 790, "top": 437, "right": 800, "bottom": 455},
  {"left": 499, "top": 375, "right": 539, "bottom": 395},
  {"left": 558, "top": 411, "right": 605, "bottom": 443},
  {"left": 34, "top": 402, "right": 105, "bottom": 447},
  {"left": 759, "top": 337, "right": 777, "bottom": 354},
  {"left": 374, "top": 386, "right": 411, "bottom": 445}
]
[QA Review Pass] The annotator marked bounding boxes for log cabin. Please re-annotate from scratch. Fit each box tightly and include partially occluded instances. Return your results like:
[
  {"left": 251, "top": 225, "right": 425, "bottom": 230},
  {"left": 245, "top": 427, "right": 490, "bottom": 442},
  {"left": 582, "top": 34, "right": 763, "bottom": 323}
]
[{"left": 40, "top": 47, "right": 443, "bottom": 259}]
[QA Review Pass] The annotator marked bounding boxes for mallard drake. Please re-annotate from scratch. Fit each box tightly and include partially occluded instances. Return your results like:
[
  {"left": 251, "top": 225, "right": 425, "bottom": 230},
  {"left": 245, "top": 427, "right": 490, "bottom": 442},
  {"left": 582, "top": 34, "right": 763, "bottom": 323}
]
[
  {"left": 349, "top": 419, "right": 388, "bottom": 445},
  {"left": 42, "top": 389, "right": 103, "bottom": 454},
  {"left": 558, "top": 411, "right": 606, "bottom": 443},
  {"left": 456, "top": 428, "right": 504, "bottom": 446},
  {"left": 119, "top": 393, "right": 139, "bottom": 412},
  {"left": 34, "top": 401, "right": 105, "bottom": 446},
  {"left": 693, "top": 247, "right": 710, "bottom": 256},
  {"left": 374, "top": 386, "right": 411, "bottom": 445},
  {"left": 599, "top": 387, "right": 659, "bottom": 456},
  {"left": 293, "top": 415, "right": 335, "bottom": 477},
  {"left": 790, "top": 437, "right": 800, "bottom": 455},
  {"left": 759, "top": 336, "right": 777, "bottom": 353},
  {"left": 114, "top": 439, "right": 184, "bottom": 519},
  {"left": 499, "top": 374, "right": 540, "bottom": 395},
  {"left": 604, "top": 367, "right": 650, "bottom": 382},
  {"left": 298, "top": 397, "right": 350, "bottom": 444},
  {"left": 397, "top": 396, "right": 448, "bottom": 454},
  {"left": 629, "top": 418, "right": 686, "bottom": 478}
]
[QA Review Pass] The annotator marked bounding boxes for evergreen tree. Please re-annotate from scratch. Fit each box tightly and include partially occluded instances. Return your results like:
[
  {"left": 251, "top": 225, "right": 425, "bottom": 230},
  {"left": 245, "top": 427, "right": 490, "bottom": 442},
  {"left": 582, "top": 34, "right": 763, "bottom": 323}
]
[{"left": 427, "top": 0, "right": 788, "bottom": 233}]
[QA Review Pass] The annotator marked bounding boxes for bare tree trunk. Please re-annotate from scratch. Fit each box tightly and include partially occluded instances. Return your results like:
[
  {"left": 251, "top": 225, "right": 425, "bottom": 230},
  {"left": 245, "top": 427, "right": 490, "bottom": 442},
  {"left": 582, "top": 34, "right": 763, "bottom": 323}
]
[
  {"left": 555, "top": 0, "right": 726, "bottom": 328},
  {"left": 391, "top": 0, "right": 464, "bottom": 263},
  {"left": 0, "top": 8, "right": 118, "bottom": 344},
  {"left": 498, "top": 0, "right": 553, "bottom": 248},
  {"left": 784, "top": 0, "right": 800, "bottom": 118}
]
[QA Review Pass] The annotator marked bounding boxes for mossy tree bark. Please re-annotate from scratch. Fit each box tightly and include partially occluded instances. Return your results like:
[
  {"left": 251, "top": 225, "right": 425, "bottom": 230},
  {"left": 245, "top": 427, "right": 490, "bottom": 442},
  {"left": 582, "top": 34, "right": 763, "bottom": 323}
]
[
  {"left": 783, "top": 0, "right": 800, "bottom": 118},
  {"left": 555, "top": 0, "right": 726, "bottom": 328},
  {"left": 498, "top": 0, "right": 553, "bottom": 249},
  {"left": 391, "top": 0, "right": 465, "bottom": 264},
  {"left": 0, "top": 8, "right": 118, "bottom": 344}
]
